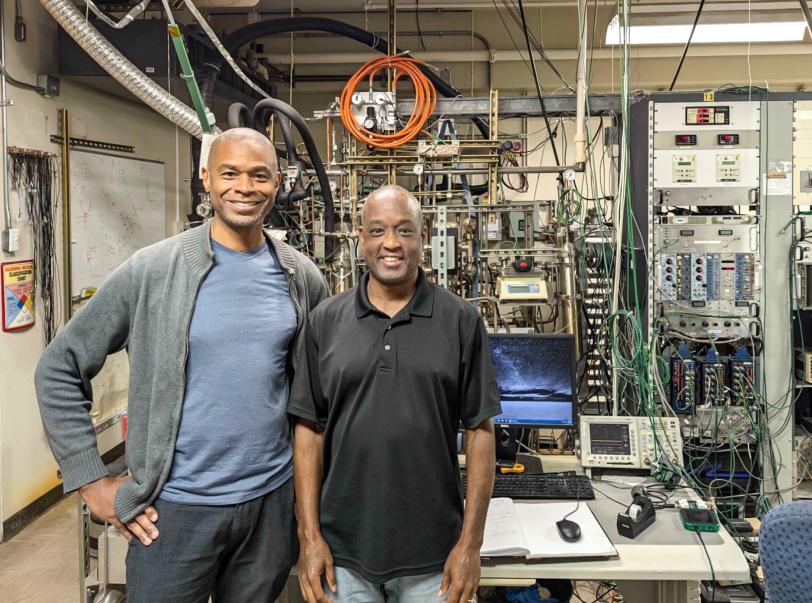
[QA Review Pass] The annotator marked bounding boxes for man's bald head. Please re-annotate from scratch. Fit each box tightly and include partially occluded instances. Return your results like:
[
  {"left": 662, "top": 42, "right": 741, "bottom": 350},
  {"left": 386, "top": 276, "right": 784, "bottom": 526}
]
[
  {"left": 207, "top": 127, "right": 278, "bottom": 172},
  {"left": 362, "top": 185, "right": 422, "bottom": 227}
]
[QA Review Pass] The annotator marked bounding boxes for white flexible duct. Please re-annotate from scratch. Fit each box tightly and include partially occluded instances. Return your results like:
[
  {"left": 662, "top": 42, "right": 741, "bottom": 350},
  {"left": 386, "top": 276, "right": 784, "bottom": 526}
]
[{"left": 41, "top": 0, "right": 206, "bottom": 139}]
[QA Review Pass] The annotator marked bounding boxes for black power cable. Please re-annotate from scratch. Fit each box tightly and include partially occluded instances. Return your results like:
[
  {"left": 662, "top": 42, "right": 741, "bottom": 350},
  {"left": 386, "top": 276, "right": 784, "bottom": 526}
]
[
  {"left": 14, "top": 0, "right": 26, "bottom": 42},
  {"left": 494, "top": 0, "right": 574, "bottom": 92},
  {"left": 515, "top": 0, "right": 563, "bottom": 185},
  {"left": 668, "top": 0, "right": 706, "bottom": 91},
  {"left": 415, "top": 0, "right": 426, "bottom": 52},
  {"left": 9, "top": 151, "right": 59, "bottom": 344},
  {"left": 0, "top": 62, "right": 38, "bottom": 93},
  {"left": 697, "top": 531, "right": 716, "bottom": 602},
  {"left": 491, "top": 0, "right": 537, "bottom": 84}
]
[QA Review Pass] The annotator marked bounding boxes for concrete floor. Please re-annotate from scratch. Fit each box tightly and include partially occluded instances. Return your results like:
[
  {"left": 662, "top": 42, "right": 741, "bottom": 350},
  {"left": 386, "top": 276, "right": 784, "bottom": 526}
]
[
  {"left": 0, "top": 494, "right": 608, "bottom": 603},
  {"left": 0, "top": 494, "right": 80, "bottom": 603}
]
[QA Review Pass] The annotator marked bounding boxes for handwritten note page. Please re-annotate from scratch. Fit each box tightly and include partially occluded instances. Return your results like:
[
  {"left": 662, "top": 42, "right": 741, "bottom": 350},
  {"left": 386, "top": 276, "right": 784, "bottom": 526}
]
[{"left": 481, "top": 497, "right": 530, "bottom": 556}]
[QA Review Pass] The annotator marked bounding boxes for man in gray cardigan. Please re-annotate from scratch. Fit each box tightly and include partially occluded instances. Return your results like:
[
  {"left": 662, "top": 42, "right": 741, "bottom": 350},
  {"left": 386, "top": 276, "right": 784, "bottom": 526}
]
[{"left": 35, "top": 128, "right": 329, "bottom": 602}]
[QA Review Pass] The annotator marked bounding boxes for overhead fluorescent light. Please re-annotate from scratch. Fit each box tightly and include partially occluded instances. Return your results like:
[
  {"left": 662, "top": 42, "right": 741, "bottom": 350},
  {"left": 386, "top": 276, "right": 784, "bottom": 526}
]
[{"left": 606, "top": 15, "right": 808, "bottom": 45}]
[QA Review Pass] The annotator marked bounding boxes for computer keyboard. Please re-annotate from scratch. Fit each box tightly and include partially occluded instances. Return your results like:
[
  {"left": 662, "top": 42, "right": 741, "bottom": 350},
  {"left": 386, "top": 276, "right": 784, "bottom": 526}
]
[{"left": 462, "top": 471, "right": 595, "bottom": 500}]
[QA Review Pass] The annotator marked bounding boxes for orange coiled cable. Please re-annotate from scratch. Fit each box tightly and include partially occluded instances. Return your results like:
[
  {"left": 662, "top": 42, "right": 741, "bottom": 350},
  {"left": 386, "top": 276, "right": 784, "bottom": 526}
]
[{"left": 339, "top": 56, "right": 437, "bottom": 149}]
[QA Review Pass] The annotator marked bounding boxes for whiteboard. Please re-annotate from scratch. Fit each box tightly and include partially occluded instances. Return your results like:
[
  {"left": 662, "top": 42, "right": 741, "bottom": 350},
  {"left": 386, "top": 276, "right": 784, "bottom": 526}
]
[{"left": 70, "top": 150, "right": 166, "bottom": 297}]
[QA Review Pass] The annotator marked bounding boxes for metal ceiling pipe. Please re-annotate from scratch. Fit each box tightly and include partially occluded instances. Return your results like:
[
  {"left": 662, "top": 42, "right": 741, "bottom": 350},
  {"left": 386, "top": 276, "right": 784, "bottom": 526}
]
[
  {"left": 0, "top": 0, "right": 10, "bottom": 237},
  {"left": 204, "top": 1, "right": 801, "bottom": 14},
  {"left": 40, "top": 0, "right": 207, "bottom": 138},
  {"left": 193, "top": 0, "right": 260, "bottom": 6},
  {"left": 288, "top": 28, "right": 495, "bottom": 87},
  {"left": 573, "top": 0, "right": 588, "bottom": 164},
  {"left": 261, "top": 43, "right": 812, "bottom": 64}
]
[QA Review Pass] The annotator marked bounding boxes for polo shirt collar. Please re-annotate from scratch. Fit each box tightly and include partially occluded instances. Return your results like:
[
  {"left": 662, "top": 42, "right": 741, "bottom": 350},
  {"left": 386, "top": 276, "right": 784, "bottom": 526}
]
[{"left": 355, "top": 268, "right": 435, "bottom": 319}]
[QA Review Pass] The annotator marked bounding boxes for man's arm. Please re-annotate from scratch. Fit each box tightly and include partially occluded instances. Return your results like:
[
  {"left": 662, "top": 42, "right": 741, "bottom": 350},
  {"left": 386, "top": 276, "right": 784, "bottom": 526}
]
[
  {"left": 294, "top": 419, "right": 335, "bottom": 603},
  {"left": 34, "top": 258, "right": 156, "bottom": 545},
  {"left": 440, "top": 419, "right": 495, "bottom": 603}
]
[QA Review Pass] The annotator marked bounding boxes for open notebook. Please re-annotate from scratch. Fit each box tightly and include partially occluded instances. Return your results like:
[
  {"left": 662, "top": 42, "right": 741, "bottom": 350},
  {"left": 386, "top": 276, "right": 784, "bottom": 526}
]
[{"left": 481, "top": 498, "right": 618, "bottom": 560}]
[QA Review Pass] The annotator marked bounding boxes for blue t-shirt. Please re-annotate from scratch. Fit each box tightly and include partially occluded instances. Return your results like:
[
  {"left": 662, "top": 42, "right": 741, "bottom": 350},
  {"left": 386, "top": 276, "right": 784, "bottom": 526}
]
[{"left": 160, "top": 238, "right": 297, "bottom": 505}]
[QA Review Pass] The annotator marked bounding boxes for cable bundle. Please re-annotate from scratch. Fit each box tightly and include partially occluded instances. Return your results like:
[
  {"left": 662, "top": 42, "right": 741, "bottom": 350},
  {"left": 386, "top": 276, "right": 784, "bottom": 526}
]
[
  {"left": 500, "top": 147, "right": 529, "bottom": 193},
  {"left": 9, "top": 150, "right": 59, "bottom": 344},
  {"left": 339, "top": 56, "right": 436, "bottom": 149}
]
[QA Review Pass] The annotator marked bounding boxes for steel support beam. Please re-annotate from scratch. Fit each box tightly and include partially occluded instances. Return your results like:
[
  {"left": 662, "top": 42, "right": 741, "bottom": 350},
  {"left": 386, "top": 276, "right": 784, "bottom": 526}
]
[{"left": 397, "top": 94, "right": 621, "bottom": 118}]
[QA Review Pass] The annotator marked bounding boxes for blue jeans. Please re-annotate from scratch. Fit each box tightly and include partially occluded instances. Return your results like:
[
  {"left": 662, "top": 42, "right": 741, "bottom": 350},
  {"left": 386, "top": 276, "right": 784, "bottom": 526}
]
[{"left": 325, "top": 566, "right": 450, "bottom": 602}]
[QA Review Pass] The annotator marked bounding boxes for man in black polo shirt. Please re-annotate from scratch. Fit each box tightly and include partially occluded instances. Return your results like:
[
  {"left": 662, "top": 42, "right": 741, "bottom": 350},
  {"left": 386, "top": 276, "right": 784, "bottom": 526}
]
[{"left": 290, "top": 184, "right": 500, "bottom": 603}]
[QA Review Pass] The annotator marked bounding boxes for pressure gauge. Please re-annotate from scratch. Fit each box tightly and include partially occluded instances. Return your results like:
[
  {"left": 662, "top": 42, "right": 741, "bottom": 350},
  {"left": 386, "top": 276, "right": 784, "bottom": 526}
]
[
  {"left": 413, "top": 163, "right": 425, "bottom": 176},
  {"left": 564, "top": 168, "right": 577, "bottom": 182},
  {"left": 196, "top": 199, "right": 212, "bottom": 219}
]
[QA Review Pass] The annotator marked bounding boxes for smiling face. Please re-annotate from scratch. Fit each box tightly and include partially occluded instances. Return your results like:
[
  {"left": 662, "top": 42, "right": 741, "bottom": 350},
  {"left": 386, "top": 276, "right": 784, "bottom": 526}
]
[
  {"left": 359, "top": 186, "right": 424, "bottom": 288},
  {"left": 202, "top": 129, "right": 281, "bottom": 235}
]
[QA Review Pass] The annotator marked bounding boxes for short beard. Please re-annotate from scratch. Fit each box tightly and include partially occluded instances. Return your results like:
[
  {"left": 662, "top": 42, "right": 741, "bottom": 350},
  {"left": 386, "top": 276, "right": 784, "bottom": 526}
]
[
  {"left": 217, "top": 211, "right": 266, "bottom": 230},
  {"left": 212, "top": 198, "right": 272, "bottom": 231}
]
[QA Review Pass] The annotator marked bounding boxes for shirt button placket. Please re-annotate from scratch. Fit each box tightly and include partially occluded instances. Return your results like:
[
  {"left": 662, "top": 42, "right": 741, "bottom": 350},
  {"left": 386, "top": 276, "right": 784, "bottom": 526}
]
[{"left": 380, "top": 323, "right": 394, "bottom": 371}]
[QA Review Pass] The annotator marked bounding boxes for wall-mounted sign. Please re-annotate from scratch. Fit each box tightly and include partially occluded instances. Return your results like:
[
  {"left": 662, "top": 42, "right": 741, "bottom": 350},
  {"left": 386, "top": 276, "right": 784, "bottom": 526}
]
[{"left": 2, "top": 260, "right": 35, "bottom": 332}]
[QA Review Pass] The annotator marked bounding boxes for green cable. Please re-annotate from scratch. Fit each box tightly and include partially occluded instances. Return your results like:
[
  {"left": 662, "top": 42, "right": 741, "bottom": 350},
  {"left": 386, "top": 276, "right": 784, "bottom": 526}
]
[
  {"left": 160, "top": 1, "right": 212, "bottom": 134},
  {"left": 168, "top": 24, "right": 212, "bottom": 134}
]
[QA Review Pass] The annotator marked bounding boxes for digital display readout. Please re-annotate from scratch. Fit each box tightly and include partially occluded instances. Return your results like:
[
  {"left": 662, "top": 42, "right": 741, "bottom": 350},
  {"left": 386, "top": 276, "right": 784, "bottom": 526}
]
[
  {"left": 589, "top": 423, "right": 632, "bottom": 455},
  {"left": 685, "top": 106, "right": 730, "bottom": 126},
  {"left": 675, "top": 134, "right": 697, "bottom": 146}
]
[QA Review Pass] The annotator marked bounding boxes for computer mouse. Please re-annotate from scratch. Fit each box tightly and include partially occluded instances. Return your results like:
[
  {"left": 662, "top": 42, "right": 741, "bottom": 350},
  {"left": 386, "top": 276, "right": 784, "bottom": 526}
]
[{"left": 556, "top": 518, "right": 582, "bottom": 542}]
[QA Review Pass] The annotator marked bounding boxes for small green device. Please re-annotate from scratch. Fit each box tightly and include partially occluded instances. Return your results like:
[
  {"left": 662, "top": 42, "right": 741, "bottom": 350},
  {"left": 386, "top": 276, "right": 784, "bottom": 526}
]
[{"left": 679, "top": 503, "right": 720, "bottom": 533}]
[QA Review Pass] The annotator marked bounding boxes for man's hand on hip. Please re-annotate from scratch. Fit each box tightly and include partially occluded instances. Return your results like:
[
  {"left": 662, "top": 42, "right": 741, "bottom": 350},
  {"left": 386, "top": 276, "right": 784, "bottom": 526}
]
[
  {"left": 79, "top": 476, "right": 159, "bottom": 546},
  {"left": 439, "top": 542, "right": 480, "bottom": 603},
  {"left": 297, "top": 533, "right": 336, "bottom": 603}
]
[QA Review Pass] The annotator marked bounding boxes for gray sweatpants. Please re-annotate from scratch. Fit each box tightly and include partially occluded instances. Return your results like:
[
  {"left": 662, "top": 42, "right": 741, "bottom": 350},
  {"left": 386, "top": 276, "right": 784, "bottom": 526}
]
[{"left": 125, "top": 478, "right": 296, "bottom": 603}]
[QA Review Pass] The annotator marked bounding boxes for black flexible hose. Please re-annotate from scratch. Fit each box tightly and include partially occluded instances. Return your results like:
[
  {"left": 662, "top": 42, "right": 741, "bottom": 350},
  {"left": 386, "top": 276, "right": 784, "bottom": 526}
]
[
  {"left": 199, "top": 17, "right": 489, "bottom": 139},
  {"left": 227, "top": 102, "right": 251, "bottom": 128},
  {"left": 253, "top": 104, "right": 297, "bottom": 166},
  {"left": 220, "top": 102, "right": 292, "bottom": 222},
  {"left": 0, "top": 63, "right": 38, "bottom": 92},
  {"left": 229, "top": 102, "right": 309, "bottom": 208},
  {"left": 252, "top": 104, "right": 311, "bottom": 209},
  {"left": 251, "top": 98, "right": 335, "bottom": 257}
]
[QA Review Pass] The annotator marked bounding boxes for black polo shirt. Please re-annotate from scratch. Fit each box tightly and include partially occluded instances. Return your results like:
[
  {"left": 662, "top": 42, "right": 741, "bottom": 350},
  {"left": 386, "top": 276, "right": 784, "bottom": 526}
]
[{"left": 289, "top": 268, "right": 501, "bottom": 583}]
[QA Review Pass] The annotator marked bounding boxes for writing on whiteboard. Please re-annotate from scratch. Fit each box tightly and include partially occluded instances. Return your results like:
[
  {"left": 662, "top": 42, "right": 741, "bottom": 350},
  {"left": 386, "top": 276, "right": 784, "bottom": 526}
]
[{"left": 70, "top": 150, "right": 165, "bottom": 297}]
